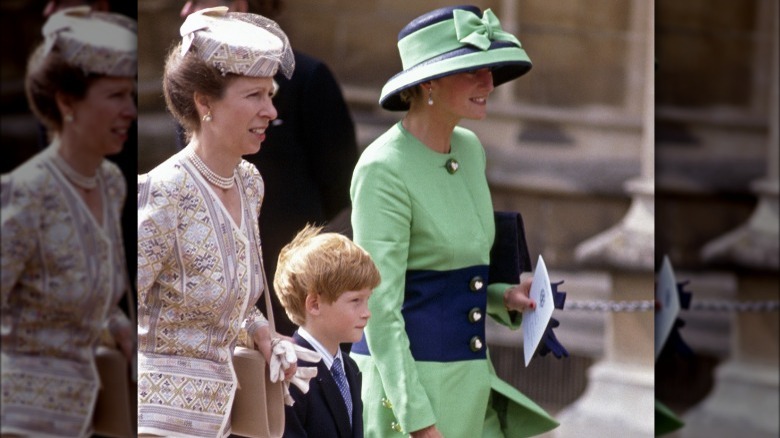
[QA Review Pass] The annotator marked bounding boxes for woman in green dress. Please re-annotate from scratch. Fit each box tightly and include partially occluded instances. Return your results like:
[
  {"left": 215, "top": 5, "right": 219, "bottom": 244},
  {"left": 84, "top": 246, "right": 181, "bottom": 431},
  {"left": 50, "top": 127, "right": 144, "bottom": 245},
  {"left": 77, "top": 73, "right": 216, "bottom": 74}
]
[{"left": 350, "top": 5, "right": 559, "bottom": 438}]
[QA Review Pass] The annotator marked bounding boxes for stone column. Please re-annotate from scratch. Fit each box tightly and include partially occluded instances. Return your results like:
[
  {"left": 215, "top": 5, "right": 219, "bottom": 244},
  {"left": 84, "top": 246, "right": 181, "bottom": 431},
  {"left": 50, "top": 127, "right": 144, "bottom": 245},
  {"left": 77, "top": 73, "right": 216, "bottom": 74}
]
[
  {"left": 573, "top": 0, "right": 655, "bottom": 270},
  {"left": 495, "top": 0, "right": 518, "bottom": 105},
  {"left": 553, "top": 1, "right": 655, "bottom": 436},
  {"left": 699, "top": 0, "right": 779, "bottom": 271},
  {"left": 680, "top": 2, "right": 779, "bottom": 436}
]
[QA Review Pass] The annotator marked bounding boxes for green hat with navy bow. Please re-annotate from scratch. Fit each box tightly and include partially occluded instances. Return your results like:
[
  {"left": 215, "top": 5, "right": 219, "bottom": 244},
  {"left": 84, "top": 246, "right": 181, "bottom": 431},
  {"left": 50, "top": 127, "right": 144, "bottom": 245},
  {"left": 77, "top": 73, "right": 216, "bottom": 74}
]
[{"left": 380, "top": 5, "right": 532, "bottom": 111}]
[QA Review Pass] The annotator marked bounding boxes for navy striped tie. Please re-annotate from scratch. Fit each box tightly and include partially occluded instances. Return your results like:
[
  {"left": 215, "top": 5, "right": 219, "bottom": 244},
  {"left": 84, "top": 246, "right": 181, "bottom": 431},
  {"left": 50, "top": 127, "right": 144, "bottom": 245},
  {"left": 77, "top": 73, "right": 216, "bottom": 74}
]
[{"left": 331, "top": 357, "right": 353, "bottom": 425}]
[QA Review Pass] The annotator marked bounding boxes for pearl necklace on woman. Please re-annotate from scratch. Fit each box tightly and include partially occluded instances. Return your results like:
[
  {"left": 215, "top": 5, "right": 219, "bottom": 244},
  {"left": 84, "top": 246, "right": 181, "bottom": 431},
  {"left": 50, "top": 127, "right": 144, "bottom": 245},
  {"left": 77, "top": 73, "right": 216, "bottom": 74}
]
[
  {"left": 186, "top": 147, "right": 236, "bottom": 190},
  {"left": 51, "top": 152, "right": 98, "bottom": 191}
]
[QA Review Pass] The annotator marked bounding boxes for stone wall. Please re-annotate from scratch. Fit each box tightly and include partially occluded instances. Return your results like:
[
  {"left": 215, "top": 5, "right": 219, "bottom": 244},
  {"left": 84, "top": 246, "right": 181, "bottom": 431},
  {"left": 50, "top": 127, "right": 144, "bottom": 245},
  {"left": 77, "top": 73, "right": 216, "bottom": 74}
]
[{"left": 138, "top": 0, "right": 642, "bottom": 110}]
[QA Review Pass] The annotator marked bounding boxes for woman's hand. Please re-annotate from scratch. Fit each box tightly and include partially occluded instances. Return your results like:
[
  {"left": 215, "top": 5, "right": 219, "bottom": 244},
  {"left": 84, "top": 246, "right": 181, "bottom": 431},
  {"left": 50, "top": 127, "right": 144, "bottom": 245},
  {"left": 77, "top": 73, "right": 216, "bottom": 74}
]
[
  {"left": 411, "top": 425, "right": 444, "bottom": 438},
  {"left": 503, "top": 275, "right": 536, "bottom": 312},
  {"left": 252, "top": 324, "right": 274, "bottom": 362}
]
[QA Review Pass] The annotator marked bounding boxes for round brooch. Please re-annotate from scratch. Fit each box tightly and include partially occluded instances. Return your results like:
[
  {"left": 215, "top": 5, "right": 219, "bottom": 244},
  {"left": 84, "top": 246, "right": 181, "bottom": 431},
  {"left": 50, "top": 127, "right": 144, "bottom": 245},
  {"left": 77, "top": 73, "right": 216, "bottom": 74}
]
[{"left": 445, "top": 158, "right": 459, "bottom": 174}]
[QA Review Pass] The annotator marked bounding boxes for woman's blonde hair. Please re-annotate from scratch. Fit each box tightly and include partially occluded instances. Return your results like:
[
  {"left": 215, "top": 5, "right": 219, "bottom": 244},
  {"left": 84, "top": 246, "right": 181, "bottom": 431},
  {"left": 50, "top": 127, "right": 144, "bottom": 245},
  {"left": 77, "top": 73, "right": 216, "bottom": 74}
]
[{"left": 274, "top": 224, "right": 381, "bottom": 326}]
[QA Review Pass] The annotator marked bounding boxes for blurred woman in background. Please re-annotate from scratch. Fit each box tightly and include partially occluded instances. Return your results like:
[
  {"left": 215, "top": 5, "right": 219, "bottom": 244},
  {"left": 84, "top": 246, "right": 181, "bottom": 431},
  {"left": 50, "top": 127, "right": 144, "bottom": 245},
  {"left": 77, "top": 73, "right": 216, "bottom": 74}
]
[{"left": 1, "top": 6, "right": 136, "bottom": 437}]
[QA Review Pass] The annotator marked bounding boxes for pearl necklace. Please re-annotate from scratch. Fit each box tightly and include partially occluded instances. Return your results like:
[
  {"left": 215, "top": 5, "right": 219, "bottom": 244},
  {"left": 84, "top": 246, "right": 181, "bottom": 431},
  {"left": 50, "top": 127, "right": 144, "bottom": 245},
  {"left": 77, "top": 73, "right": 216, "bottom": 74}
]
[
  {"left": 51, "top": 152, "right": 98, "bottom": 191},
  {"left": 186, "top": 148, "right": 235, "bottom": 190}
]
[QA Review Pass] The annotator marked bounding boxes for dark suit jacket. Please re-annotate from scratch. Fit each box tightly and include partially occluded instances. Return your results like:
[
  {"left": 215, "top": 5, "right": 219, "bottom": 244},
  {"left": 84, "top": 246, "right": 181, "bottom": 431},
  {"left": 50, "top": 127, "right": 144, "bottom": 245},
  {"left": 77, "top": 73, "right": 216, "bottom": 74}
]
[{"left": 284, "top": 332, "right": 363, "bottom": 438}]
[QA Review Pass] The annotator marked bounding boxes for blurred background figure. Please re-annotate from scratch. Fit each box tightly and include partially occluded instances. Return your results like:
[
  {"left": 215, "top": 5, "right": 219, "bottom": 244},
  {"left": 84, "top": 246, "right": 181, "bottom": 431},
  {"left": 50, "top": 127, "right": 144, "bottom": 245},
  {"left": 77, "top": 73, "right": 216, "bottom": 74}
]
[
  {"left": 43, "top": 0, "right": 139, "bottom": 296},
  {"left": 176, "top": 0, "right": 359, "bottom": 336},
  {"left": 1, "top": 0, "right": 140, "bottom": 311},
  {"left": 1, "top": 6, "right": 137, "bottom": 437}
]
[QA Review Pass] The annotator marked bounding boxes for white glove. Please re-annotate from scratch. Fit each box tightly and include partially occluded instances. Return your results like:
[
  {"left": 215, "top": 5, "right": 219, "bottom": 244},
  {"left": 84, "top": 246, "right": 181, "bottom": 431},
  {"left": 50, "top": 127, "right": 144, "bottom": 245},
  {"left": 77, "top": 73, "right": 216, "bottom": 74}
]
[
  {"left": 268, "top": 338, "right": 298, "bottom": 383},
  {"left": 268, "top": 341, "right": 322, "bottom": 406},
  {"left": 293, "top": 344, "right": 322, "bottom": 363},
  {"left": 283, "top": 365, "right": 320, "bottom": 406},
  {"left": 288, "top": 365, "right": 319, "bottom": 393}
]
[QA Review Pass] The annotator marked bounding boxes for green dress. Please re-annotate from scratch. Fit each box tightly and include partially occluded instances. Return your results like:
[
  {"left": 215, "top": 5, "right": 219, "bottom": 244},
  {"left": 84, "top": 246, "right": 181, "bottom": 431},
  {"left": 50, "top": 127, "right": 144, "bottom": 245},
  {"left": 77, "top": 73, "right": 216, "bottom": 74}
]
[{"left": 350, "top": 122, "right": 558, "bottom": 437}]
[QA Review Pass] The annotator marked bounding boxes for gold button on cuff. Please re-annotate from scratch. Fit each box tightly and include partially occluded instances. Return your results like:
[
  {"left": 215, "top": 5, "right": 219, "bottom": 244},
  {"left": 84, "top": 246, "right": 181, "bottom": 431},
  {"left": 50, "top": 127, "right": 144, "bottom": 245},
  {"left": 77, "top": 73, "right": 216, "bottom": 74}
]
[
  {"left": 469, "top": 276, "right": 484, "bottom": 292},
  {"left": 468, "top": 307, "right": 483, "bottom": 323},
  {"left": 391, "top": 421, "right": 404, "bottom": 433},
  {"left": 470, "top": 336, "right": 484, "bottom": 352},
  {"left": 445, "top": 158, "right": 459, "bottom": 174},
  {"left": 381, "top": 397, "right": 393, "bottom": 409}
]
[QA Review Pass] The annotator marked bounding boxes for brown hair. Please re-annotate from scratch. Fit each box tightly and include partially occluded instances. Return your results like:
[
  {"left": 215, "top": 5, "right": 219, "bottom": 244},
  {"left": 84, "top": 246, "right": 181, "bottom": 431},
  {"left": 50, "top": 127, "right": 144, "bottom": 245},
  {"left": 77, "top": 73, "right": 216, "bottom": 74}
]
[
  {"left": 274, "top": 224, "right": 381, "bottom": 326},
  {"left": 24, "top": 44, "right": 101, "bottom": 133},
  {"left": 162, "top": 42, "right": 237, "bottom": 139},
  {"left": 399, "top": 83, "right": 423, "bottom": 106}
]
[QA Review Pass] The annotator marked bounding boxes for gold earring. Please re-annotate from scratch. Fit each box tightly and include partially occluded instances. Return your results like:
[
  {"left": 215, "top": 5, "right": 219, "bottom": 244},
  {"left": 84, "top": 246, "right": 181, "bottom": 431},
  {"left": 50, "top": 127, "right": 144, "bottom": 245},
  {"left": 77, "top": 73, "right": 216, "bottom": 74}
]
[{"left": 202, "top": 111, "right": 212, "bottom": 122}]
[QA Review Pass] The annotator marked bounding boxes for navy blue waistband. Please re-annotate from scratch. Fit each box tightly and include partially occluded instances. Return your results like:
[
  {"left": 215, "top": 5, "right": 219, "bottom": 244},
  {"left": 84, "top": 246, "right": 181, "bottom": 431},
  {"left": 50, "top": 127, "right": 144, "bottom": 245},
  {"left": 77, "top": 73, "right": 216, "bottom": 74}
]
[{"left": 352, "top": 265, "right": 489, "bottom": 362}]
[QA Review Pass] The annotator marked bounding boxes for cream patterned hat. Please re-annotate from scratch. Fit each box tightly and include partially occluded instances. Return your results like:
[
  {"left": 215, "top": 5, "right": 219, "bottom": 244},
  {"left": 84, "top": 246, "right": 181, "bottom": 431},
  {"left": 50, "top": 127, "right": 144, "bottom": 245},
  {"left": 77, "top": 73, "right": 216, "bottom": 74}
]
[
  {"left": 41, "top": 6, "right": 137, "bottom": 77},
  {"left": 180, "top": 6, "right": 294, "bottom": 79}
]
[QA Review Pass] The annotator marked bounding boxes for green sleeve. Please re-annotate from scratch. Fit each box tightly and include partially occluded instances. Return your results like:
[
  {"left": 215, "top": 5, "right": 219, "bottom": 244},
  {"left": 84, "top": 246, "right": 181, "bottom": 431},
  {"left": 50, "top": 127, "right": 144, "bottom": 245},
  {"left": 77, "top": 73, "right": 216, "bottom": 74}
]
[
  {"left": 351, "top": 159, "right": 437, "bottom": 433},
  {"left": 487, "top": 283, "right": 522, "bottom": 329}
]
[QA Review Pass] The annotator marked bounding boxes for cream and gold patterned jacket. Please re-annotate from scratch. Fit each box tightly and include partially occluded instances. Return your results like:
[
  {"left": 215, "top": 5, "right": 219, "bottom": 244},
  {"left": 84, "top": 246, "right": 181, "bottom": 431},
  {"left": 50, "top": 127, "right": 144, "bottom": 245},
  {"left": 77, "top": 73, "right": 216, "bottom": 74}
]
[{"left": 137, "top": 150, "right": 269, "bottom": 438}]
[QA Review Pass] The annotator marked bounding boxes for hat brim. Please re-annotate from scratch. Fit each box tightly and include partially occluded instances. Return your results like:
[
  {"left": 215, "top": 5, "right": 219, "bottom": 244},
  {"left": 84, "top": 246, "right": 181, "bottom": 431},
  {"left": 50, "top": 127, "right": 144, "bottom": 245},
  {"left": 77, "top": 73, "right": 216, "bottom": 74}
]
[{"left": 379, "top": 42, "right": 531, "bottom": 111}]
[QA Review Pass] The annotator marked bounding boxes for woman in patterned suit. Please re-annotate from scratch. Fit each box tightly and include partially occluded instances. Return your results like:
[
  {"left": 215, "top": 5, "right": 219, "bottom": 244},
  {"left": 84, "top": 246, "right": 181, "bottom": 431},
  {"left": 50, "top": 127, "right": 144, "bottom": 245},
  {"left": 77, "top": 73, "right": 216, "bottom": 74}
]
[
  {"left": 350, "top": 6, "right": 559, "bottom": 438},
  {"left": 136, "top": 7, "right": 297, "bottom": 438},
  {"left": 0, "top": 7, "right": 136, "bottom": 437}
]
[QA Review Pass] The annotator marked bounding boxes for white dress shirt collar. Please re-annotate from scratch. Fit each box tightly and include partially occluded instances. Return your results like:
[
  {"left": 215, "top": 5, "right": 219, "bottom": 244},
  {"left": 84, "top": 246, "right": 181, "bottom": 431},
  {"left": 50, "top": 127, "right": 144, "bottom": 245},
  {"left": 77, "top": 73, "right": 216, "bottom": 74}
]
[{"left": 297, "top": 327, "right": 340, "bottom": 370}]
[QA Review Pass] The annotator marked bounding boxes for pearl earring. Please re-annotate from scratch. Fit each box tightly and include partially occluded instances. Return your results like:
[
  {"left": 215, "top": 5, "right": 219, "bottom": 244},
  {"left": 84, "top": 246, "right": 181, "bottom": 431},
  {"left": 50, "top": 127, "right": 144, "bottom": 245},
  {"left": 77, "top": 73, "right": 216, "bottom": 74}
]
[
  {"left": 64, "top": 113, "right": 74, "bottom": 123},
  {"left": 427, "top": 88, "right": 434, "bottom": 106},
  {"left": 202, "top": 111, "right": 212, "bottom": 122}
]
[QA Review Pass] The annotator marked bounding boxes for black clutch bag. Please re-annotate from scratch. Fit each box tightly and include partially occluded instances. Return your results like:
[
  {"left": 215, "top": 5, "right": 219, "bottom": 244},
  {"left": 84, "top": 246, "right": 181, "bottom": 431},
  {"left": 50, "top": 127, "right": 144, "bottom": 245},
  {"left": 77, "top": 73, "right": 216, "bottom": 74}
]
[{"left": 489, "top": 211, "right": 532, "bottom": 284}]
